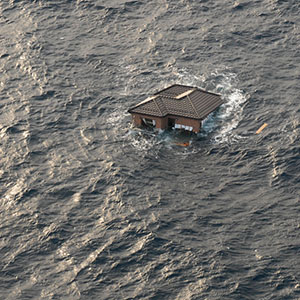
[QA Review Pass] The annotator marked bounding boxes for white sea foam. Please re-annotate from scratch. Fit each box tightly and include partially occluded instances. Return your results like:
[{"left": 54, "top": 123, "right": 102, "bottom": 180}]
[
  {"left": 2, "top": 179, "right": 26, "bottom": 209},
  {"left": 107, "top": 110, "right": 128, "bottom": 126},
  {"left": 126, "top": 129, "right": 162, "bottom": 153}
]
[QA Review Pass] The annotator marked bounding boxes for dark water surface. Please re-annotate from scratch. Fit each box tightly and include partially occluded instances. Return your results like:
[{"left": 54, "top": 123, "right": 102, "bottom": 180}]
[{"left": 1, "top": 1, "right": 300, "bottom": 299}]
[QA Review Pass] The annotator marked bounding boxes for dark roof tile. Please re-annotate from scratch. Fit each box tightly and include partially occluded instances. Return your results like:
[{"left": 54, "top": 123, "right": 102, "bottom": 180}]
[{"left": 128, "top": 84, "right": 223, "bottom": 120}]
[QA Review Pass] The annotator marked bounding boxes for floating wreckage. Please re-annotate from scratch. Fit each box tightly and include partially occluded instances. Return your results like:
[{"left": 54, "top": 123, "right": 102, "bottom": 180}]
[
  {"left": 256, "top": 123, "right": 268, "bottom": 134},
  {"left": 128, "top": 84, "right": 223, "bottom": 133}
]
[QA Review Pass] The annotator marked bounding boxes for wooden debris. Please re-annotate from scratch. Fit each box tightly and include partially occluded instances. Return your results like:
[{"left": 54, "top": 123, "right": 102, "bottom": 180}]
[{"left": 256, "top": 123, "right": 268, "bottom": 134}]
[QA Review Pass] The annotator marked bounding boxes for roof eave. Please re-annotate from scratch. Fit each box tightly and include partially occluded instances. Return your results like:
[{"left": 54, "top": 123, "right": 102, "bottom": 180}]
[{"left": 129, "top": 111, "right": 202, "bottom": 120}]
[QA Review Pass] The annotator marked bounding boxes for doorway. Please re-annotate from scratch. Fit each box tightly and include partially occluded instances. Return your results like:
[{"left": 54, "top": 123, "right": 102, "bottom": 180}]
[{"left": 168, "top": 118, "right": 175, "bottom": 129}]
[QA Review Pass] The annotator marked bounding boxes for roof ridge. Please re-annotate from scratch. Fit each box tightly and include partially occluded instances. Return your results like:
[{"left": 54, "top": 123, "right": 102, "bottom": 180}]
[
  {"left": 196, "top": 88, "right": 221, "bottom": 97},
  {"left": 186, "top": 93, "right": 200, "bottom": 119},
  {"left": 175, "top": 88, "right": 196, "bottom": 99},
  {"left": 128, "top": 95, "right": 158, "bottom": 112},
  {"left": 153, "top": 96, "right": 163, "bottom": 116}
]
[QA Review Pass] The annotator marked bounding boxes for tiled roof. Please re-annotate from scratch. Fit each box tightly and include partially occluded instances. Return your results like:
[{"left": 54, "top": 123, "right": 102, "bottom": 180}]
[{"left": 128, "top": 84, "right": 223, "bottom": 120}]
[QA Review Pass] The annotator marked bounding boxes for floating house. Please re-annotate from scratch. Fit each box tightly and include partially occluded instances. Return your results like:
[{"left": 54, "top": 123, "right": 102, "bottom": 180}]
[{"left": 128, "top": 84, "right": 223, "bottom": 133}]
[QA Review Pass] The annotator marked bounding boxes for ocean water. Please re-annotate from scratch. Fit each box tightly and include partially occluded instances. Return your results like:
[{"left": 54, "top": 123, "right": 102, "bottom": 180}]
[{"left": 0, "top": 1, "right": 300, "bottom": 299}]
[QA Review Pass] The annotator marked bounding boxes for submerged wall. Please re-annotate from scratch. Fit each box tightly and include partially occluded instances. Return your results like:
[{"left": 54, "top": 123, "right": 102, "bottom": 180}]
[
  {"left": 168, "top": 115, "right": 201, "bottom": 133},
  {"left": 131, "top": 113, "right": 201, "bottom": 133},
  {"left": 131, "top": 113, "right": 167, "bottom": 129}
]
